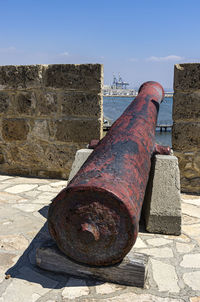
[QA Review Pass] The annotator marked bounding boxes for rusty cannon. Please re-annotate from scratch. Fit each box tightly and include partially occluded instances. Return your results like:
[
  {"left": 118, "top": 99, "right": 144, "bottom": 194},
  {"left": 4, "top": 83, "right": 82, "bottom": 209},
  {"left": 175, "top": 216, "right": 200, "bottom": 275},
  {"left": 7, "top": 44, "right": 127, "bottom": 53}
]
[{"left": 48, "top": 81, "right": 168, "bottom": 267}]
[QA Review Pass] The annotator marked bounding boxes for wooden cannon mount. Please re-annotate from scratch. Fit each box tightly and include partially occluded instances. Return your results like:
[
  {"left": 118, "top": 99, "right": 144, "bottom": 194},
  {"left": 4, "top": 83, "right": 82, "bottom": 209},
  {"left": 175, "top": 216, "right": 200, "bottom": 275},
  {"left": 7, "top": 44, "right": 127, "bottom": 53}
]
[{"left": 36, "top": 82, "right": 181, "bottom": 287}]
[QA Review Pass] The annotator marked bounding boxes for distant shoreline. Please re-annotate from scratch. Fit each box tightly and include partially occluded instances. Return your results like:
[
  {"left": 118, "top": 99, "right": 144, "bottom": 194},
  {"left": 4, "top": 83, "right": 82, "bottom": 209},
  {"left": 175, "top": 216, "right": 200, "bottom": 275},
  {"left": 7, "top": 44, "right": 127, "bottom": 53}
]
[
  {"left": 103, "top": 93, "right": 173, "bottom": 98},
  {"left": 103, "top": 94, "right": 137, "bottom": 98}
]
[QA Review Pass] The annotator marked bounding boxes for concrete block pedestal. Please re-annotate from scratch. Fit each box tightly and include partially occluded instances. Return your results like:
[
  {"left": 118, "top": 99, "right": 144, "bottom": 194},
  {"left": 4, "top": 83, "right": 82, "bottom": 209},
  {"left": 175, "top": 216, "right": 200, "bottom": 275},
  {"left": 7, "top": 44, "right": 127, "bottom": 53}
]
[{"left": 143, "top": 155, "right": 182, "bottom": 235}]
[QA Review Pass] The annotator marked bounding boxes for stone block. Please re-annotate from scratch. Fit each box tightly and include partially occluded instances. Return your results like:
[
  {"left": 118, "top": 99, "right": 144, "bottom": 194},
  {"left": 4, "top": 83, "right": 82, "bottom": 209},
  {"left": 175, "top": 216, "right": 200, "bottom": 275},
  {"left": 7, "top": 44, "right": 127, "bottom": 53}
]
[
  {"left": 0, "top": 65, "right": 43, "bottom": 89},
  {"left": 2, "top": 118, "right": 29, "bottom": 141},
  {"left": 27, "top": 120, "right": 50, "bottom": 142},
  {"left": 173, "top": 91, "right": 200, "bottom": 121},
  {"left": 15, "top": 91, "right": 36, "bottom": 115},
  {"left": 181, "top": 177, "right": 200, "bottom": 194},
  {"left": 68, "top": 149, "right": 93, "bottom": 181},
  {"left": 2, "top": 142, "right": 44, "bottom": 168},
  {"left": 43, "top": 64, "right": 103, "bottom": 91},
  {"left": 43, "top": 142, "right": 85, "bottom": 174},
  {"left": 0, "top": 141, "right": 86, "bottom": 179},
  {"left": 60, "top": 91, "right": 102, "bottom": 118},
  {"left": 35, "top": 90, "right": 58, "bottom": 116},
  {"left": 174, "top": 63, "right": 200, "bottom": 91},
  {"left": 143, "top": 155, "right": 182, "bottom": 235},
  {"left": 55, "top": 118, "right": 101, "bottom": 143},
  {"left": 0, "top": 164, "right": 30, "bottom": 177},
  {"left": 174, "top": 150, "right": 200, "bottom": 179},
  {"left": 172, "top": 121, "right": 200, "bottom": 151},
  {"left": 174, "top": 151, "right": 200, "bottom": 193},
  {"left": 0, "top": 146, "right": 5, "bottom": 163},
  {"left": 0, "top": 63, "right": 103, "bottom": 179},
  {"left": 0, "top": 91, "right": 10, "bottom": 114}
]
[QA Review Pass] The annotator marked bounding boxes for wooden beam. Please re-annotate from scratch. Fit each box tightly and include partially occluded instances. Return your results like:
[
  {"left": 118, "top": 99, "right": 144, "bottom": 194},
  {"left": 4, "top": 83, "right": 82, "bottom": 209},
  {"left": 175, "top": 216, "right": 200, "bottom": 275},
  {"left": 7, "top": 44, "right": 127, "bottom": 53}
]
[{"left": 36, "top": 244, "right": 149, "bottom": 288}]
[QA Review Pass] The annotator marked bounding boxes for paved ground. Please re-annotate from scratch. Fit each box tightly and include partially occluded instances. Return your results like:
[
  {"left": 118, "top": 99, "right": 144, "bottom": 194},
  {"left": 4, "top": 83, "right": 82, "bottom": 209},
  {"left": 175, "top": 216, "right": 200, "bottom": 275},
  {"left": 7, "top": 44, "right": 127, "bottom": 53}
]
[{"left": 0, "top": 174, "right": 199, "bottom": 302}]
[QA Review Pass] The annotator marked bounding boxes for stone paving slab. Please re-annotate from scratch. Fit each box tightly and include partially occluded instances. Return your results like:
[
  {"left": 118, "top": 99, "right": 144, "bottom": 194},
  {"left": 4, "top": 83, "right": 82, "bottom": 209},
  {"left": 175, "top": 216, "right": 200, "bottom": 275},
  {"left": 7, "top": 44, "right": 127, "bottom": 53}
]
[{"left": 0, "top": 175, "right": 199, "bottom": 301}]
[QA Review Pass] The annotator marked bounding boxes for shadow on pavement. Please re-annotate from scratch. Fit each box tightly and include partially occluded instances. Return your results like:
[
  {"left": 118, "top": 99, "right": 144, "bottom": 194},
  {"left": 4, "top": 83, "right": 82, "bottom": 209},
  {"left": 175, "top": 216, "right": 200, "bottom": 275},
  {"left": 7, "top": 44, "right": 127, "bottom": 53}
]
[{"left": 6, "top": 205, "right": 99, "bottom": 289}]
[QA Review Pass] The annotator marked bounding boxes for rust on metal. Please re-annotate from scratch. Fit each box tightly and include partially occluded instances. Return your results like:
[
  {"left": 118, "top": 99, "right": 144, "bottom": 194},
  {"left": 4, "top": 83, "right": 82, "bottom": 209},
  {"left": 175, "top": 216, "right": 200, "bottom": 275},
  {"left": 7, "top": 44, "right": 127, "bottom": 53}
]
[
  {"left": 48, "top": 81, "right": 165, "bottom": 266},
  {"left": 153, "top": 143, "right": 171, "bottom": 155}
]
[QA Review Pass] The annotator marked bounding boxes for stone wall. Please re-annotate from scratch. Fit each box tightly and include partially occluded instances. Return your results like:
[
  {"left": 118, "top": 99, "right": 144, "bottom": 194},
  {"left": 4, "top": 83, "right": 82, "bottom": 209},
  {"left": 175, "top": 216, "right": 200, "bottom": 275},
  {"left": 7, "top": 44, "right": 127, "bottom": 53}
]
[
  {"left": 0, "top": 64, "right": 103, "bottom": 179},
  {"left": 173, "top": 63, "right": 200, "bottom": 193}
]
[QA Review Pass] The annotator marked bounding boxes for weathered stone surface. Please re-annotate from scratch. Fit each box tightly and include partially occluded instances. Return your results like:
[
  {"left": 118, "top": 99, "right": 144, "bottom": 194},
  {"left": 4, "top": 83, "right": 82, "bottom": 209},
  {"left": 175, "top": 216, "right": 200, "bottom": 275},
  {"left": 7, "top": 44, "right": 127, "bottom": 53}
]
[
  {"left": 0, "top": 65, "right": 43, "bottom": 89},
  {"left": 0, "top": 141, "right": 87, "bottom": 178},
  {"left": 60, "top": 91, "right": 102, "bottom": 118},
  {"left": 0, "top": 147, "right": 5, "bottom": 164},
  {"left": 174, "top": 150, "right": 200, "bottom": 193},
  {"left": 42, "top": 142, "right": 87, "bottom": 178},
  {"left": 28, "top": 120, "right": 50, "bottom": 142},
  {"left": 2, "top": 118, "right": 29, "bottom": 141},
  {"left": 182, "top": 224, "right": 200, "bottom": 243},
  {"left": 0, "top": 64, "right": 103, "bottom": 179},
  {"left": 173, "top": 91, "right": 200, "bottom": 121},
  {"left": 146, "top": 238, "right": 171, "bottom": 247},
  {"left": 182, "top": 214, "right": 200, "bottom": 225},
  {"left": 1, "top": 176, "right": 49, "bottom": 184},
  {"left": 0, "top": 234, "right": 29, "bottom": 251},
  {"left": 5, "top": 184, "right": 38, "bottom": 194},
  {"left": 174, "top": 63, "right": 200, "bottom": 91},
  {"left": 134, "top": 237, "right": 147, "bottom": 248},
  {"left": 190, "top": 297, "right": 200, "bottom": 302},
  {"left": 1, "top": 141, "right": 44, "bottom": 171},
  {"left": 182, "top": 194, "right": 200, "bottom": 205},
  {"left": 62, "top": 278, "right": 90, "bottom": 300},
  {"left": 175, "top": 151, "right": 200, "bottom": 176},
  {"left": 151, "top": 259, "right": 180, "bottom": 293},
  {"left": 37, "top": 184, "right": 64, "bottom": 193},
  {"left": 30, "top": 191, "right": 55, "bottom": 204},
  {"left": 138, "top": 247, "right": 173, "bottom": 258},
  {"left": 55, "top": 118, "right": 101, "bottom": 142},
  {"left": 35, "top": 90, "right": 58, "bottom": 116},
  {"left": 172, "top": 122, "right": 200, "bottom": 151},
  {"left": 15, "top": 91, "right": 36, "bottom": 115},
  {"left": 182, "top": 203, "right": 200, "bottom": 219},
  {"left": 176, "top": 242, "right": 194, "bottom": 253},
  {"left": 180, "top": 253, "right": 200, "bottom": 268},
  {"left": 0, "top": 253, "right": 18, "bottom": 283},
  {"left": 0, "top": 192, "right": 27, "bottom": 204},
  {"left": 183, "top": 271, "right": 200, "bottom": 291},
  {"left": 43, "top": 64, "right": 103, "bottom": 91},
  {"left": 144, "top": 155, "right": 182, "bottom": 235},
  {"left": 95, "top": 282, "right": 122, "bottom": 294},
  {"left": 0, "top": 266, "right": 58, "bottom": 302},
  {"left": 173, "top": 63, "right": 200, "bottom": 194},
  {"left": 0, "top": 92, "right": 10, "bottom": 114},
  {"left": 81, "top": 292, "right": 185, "bottom": 302},
  {"left": 12, "top": 203, "right": 44, "bottom": 213},
  {"left": 180, "top": 177, "right": 200, "bottom": 194}
]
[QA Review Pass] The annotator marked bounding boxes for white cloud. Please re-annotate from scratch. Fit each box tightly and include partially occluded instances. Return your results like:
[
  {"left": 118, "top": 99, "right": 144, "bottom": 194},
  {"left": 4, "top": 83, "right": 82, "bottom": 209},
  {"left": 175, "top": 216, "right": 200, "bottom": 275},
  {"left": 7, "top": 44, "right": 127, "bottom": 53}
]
[{"left": 146, "top": 55, "right": 184, "bottom": 62}]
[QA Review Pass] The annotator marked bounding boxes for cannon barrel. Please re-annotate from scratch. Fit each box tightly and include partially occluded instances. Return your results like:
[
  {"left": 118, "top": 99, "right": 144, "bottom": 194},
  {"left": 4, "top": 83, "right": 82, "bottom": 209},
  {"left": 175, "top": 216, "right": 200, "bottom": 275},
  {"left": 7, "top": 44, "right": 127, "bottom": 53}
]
[{"left": 48, "top": 81, "right": 164, "bottom": 266}]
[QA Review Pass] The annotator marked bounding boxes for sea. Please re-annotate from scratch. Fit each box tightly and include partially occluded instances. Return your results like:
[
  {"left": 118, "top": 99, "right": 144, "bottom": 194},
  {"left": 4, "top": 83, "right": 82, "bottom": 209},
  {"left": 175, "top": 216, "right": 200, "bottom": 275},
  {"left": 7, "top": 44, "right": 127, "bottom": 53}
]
[{"left": 103, "top": 96, "right": 173, "bottom": 147}]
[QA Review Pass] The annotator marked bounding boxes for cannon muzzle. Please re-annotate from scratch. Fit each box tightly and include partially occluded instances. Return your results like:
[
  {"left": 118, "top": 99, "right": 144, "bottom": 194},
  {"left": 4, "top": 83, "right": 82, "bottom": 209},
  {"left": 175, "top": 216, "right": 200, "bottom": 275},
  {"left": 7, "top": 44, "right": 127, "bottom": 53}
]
[{"left": 48, "top": 81, "right": 164, "bottom": 266}]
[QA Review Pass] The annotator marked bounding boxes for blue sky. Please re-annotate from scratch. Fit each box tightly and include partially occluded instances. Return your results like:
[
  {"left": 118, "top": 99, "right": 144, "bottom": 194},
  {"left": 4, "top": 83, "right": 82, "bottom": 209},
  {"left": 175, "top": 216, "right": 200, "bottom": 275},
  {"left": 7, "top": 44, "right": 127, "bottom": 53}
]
[{"left": 1, "top": 0, "right": 200, "bottom": 89}]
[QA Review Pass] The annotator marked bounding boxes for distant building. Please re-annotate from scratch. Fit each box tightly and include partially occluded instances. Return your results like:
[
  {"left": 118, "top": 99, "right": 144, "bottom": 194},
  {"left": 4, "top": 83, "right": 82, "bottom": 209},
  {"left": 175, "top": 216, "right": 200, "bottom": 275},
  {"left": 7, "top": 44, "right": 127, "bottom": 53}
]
[
  {"left": 111, "top": 74, "right": 129, "bottom": 89},
  {"left": 103, "top": 74, "right": 137, "bottom": 96}
]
